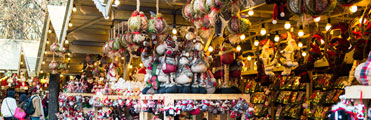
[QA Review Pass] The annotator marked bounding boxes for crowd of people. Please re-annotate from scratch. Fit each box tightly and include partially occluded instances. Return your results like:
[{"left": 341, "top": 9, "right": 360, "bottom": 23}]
[{"left": 0, "top": 88, "right": 48, "bottom": 120}]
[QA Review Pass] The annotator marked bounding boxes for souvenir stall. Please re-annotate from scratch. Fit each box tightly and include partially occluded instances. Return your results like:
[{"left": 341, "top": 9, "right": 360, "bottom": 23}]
[{"left": 52, "top": 0, "right": 371, "bottom": 119}]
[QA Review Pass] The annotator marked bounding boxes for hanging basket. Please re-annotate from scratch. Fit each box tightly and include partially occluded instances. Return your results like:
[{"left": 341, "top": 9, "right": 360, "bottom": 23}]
[
  {"left": 304, "top": 0, "right": 336, "bottom": 16},
  {"left": 287, "top": 0, "right": 304, "bottom": 15}
]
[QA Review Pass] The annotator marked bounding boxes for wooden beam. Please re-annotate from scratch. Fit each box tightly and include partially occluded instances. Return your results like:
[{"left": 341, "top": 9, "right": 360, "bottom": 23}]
[
  {"left": 69, "top": 44, "right": 103, "bottom": 54},
  {"left": 114, "top": 10, "right": 190, "bottom": 25},
  {"left": 68, "top": 17, "right": 104, "bottom": 34},
  {"left": 70, "top": 31, "right": 108, "bottom": 42},
  {"left": 59, "top": 0, "right": 74, "bottom": 48},
  {"left": 79, "top": 5, "right": 101, "bottom": 15}
]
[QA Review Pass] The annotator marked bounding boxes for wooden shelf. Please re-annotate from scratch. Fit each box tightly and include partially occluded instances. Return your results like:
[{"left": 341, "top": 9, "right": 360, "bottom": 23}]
[
  {"left": 62, "top": 93, "right": 140, "bottom": 99},
  {"left": 63, "top": 93, "right": 250, "bottom": 102},
  {"left": 345, "top": 85, "right": 371, "bottom": 99},
  {"left": 141, "top": 94, "right": 250, "bottom": 101}
]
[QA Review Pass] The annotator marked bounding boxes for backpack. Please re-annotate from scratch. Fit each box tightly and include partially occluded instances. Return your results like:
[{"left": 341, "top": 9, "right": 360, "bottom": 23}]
[{"left": 24, "top": 96, "right": 36, "bottom": 115}]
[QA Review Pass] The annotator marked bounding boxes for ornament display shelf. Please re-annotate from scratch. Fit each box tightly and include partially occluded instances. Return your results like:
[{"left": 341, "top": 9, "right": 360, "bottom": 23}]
[
  {"left": 62, "top": 93, "right": 251, "bottom": 120},
  {"left": 345, "top": 85, "right": 371, "bottom": 99},
  {"left": 344, "top": 85, "right": 371, "bottom": 119}
]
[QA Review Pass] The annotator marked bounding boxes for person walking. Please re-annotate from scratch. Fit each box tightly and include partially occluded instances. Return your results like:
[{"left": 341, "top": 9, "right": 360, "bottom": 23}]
[
  {"left": 1, "top": 89, "right": 17, "bottom": 120},
  {"left": 41, "top": 92, "right": 48, "bottom": 120},
  {"left": 18, "top": 94, "right": 27, "bottom": 109},
  {"left": 30, "top": 89, "right": 44, "bottom": 120}
]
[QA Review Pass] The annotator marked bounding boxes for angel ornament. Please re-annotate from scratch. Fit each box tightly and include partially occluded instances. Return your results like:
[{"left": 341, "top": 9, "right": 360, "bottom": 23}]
[
  {"left": 259, "top": 39, "right": 277, "bottom": 76},
  {"left": 190, "top": 37, "right": 209, "bottom": 93},
  {"left": 281, "top": 32, "right": 299, "bottom": 75},
  {"left": 106, "top": 62, "right": 119, "bottom": 85}
]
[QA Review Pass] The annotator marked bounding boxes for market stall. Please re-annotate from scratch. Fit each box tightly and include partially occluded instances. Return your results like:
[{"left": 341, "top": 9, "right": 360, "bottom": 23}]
[{"left": 30, "top": 0, "right": 371, "bottom": 119}]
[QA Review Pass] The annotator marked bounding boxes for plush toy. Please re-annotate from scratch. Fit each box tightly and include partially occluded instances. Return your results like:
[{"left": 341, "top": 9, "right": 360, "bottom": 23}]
[
  {"left": 294, "top": 34, "right": 322, "bottom": 83},
  {"left": 268, "top": 0, "right": 289, "bottom": 24},
  {"left": 162, "top": 37, "right": 178, "bottom": 93},
  {"left": 280, "top": 32, "right": 299, "bottom": 75},
  {"left": 175, "top": 52, "right": 193, "bottom": 93},
  {"left": 106, "top": 62, "right": 119, "bottom": 86},
  {"left": 259, "top": 39, "right": 276, "bottom": 76},
  {"left": 190, "top": 37, "right": 208, "bottom": 93}
]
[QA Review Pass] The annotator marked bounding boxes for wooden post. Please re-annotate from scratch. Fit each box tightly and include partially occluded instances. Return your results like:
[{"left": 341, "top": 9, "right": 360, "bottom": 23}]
[
  {"left": 219, "top": 114, "right": 227, "bottom": 120},
  {"left": 207, "top": 112, "right": 215, "bottom": 120},
  {"left": 48, "top": 74, "right": 60, "bottom": 120}
]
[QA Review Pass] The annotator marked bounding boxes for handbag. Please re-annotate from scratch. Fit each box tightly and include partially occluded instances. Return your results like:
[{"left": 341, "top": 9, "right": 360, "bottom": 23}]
[
  {"left": 14, "top": 107, "right": 26, "bottom": 119},
  {"left": 162, "top": 54, "right": 177, "bottom": 73},
  {"left": 5, "top": 98, "right": 16, "bottom": 120}
]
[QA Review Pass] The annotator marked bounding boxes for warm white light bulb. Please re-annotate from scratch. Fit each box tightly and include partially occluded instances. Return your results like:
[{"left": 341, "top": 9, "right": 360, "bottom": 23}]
[
  {"left": 46, "top": 40, "right": 50, "bottom": 44},
  {"left": 129, "top": 65, "right": 133, "bottom": 69},
  {"left": 172, "top": 28, "right": 177, "bottom": 34},
  {"left": 325, "top": 23, "right": 332, "bottom": 31},
  {"left": 298, "top": 42, "right": 303, "bottom": 48},
  {"left": 314, "top": 17, "right": 321, "bottom": 22},
  {"left": 40, "top": 71, "right": 43, "bottom": 73},
  {"left": 254, "top": 40, "right": 259, "bottom": 46},
  {"left": 105, "top": 16, "right": 109, "bottom": 20},
  {"left": 65, "top": 40, "right": 69, "bottom": 44},
  {"left": 42, "top": 61, "right": 45, "bottom": 64},
  {"left": 68, "top": 57, "right": 71, "bottom": 61},
  {"left": 44, "top": 51, "right": 47, "bottom": 54},
  {"left": 236, "top": 45, "right": 241, "bottom": 52},
  {"left": 274, "top": 35, "right": 280, "bottom": 42},
  {"left": 140, "top": 63, "right": 143, "bottom": 67},
  {"left": 21, "top": 62, "right": 23, "bottom": 65},
  {"left": 302, "top": 52, "right": 307, "bottom": 57},
  {"left": 359, "top": 17, "right": 367, "bottom": 24},
  {"left": 350, "top": 5, "right": 357, "bottom": 13},
  {"left": 248, "top": 10, "right": 254, "bottom": 16},
  {"left": 321, "top": 39, "right": 325, "bottom": 44},
  {"left": 260, "top": 28, "right": 266, "bottom": 35},
  {"left": 73, "top": 6, "right": 77, "bottom": 12},
  {"left": 114, "top": 0, "right": 120, "bottom": 5},
  {"left": 121, "top": 57, "right": 124, "bottom": 60},
  {"left": 48, "top": 30, "right": 52, "bottom": 33},
  {"left": 208, "top": 46, "right": 213, "bottom": 52},
  {"left": 240, "top": 34, "right": 246, "bottom": 40},
  {"left": 68, "top": 22, "right": 73, "bottom": 27},
  {"left": 298, "top": 30, "right": 304, "bottom": 37},
  {"left": 247, "top": 56, "right": 252, "bottom": 61},
  {"left": 284, "top": 21, "right": 291, "bottom": 29}
]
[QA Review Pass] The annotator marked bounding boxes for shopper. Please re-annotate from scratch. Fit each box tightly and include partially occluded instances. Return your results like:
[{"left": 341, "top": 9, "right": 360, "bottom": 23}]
[
  {"left": 18, "top": 94, "right": 27, "bottom": 109},
  {"left": 29, "top": 88, "right": 44, "bottom": 120},
  {"left": 1, "top": 89, "right": 17, "bottom": 120},
  {"left": 41, "top": 92, "right": 48, "bottom": 120}
]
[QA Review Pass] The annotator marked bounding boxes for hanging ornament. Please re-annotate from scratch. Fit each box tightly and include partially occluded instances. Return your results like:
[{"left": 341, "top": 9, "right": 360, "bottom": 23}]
[
  {"left": 200, "top": 15, "right": 212, "bottom": 39},
  {"left": 304, "top": 0, "right": 336, "bottom": 16},
  {"left": 227, "top": 16, "right": 251, "bottom": 44},
  {"left": 128, "top": 11, "right": 142, "bottom": 32},
  {"left": 182, "top": 0, "right": 194, "bottom": 22},
  {"left": 193, "top": 0, "right": 207, "bottom": 18},
  {"left": 287, "top": 0, "right": 304, "bottom": 16},
  {"left": 271, "top": 0, "right": 288, "bottom": 24}
]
